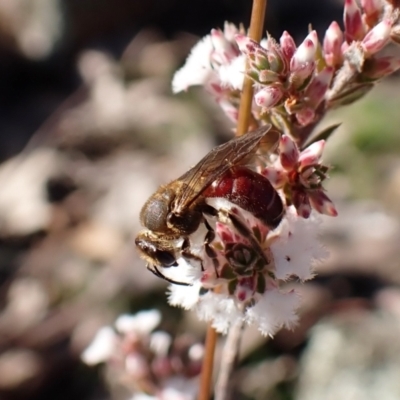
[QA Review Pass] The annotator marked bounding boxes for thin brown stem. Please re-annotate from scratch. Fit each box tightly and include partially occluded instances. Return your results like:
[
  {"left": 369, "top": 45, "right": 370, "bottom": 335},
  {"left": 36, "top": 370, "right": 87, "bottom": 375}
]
[
  {"left": 236, "top": 0, "right": 268, "bottom": 136},
  {"left": 197, "top": 323, "right": 218, "bottom": 400},
  {"left": 198, "top": 2, "right": 269, "bottom": 399}
]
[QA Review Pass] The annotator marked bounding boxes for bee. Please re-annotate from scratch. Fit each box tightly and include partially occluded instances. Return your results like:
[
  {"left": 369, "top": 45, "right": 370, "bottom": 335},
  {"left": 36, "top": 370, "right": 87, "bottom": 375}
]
[{"left": 135, "top": 124, "right": 284, "bottom": 285}]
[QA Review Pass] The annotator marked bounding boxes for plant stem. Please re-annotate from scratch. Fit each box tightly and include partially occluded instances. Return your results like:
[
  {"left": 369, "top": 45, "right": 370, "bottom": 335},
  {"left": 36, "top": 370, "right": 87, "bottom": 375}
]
[
  {"left": 214, "top": 320, "right": 245, "bottom": 400},
  {"left": 198, "top": 2, "right": 268, "bottom": 399},
  {"left": 197, "top": 322, "right": 218, "bottom": 400},
  {"left": 237, "top": 0, "right": 268, "bottom": 136}
]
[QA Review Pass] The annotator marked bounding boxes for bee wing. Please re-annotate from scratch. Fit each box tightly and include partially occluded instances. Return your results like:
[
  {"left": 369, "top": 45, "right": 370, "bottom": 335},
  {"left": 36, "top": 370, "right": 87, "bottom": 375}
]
[{"left": 174, "top": 124, "right": 276, "bottom": 213}]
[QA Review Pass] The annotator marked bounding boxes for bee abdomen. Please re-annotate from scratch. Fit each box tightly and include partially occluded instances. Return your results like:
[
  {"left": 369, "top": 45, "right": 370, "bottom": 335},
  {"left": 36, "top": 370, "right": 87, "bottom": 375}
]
[{"left": 204, "top": 166, "right": 284, "bottom": 229}]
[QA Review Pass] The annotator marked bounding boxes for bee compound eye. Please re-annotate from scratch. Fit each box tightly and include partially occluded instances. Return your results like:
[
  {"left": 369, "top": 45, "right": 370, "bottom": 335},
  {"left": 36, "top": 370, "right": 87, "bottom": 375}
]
[{"left": 155, "top": 250, "right": 178, "bottom": 267}]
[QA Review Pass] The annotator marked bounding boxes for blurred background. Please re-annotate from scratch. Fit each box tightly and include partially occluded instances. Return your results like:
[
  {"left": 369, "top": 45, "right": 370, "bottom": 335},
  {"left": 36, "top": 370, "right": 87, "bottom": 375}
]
[{"left": 1, "top": 0, "right": 400, "bottom": 399}]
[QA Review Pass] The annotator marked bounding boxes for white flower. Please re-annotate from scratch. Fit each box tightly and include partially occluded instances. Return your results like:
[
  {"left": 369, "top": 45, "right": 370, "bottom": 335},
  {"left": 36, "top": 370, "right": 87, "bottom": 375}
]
[
  {"left": 246, "top": 288, "right": 300, "bottom": 336},
  {"left": 81, "top": 326, "right": 117, "bottom": 365},
  {"left": 167, "top": 200, "right": 330, "bottom": 336},
  {"left": 168, "top": 281, "right": 203, "bottom": 310},
  {"left": 149, "top": 331, "right": 172, "bottom": 357},
  {"left": 161, "top": 377, "right": 198, "bottom": 400},
  {"left": 130, "top": 394, "right": 156, "bottom": 400},
  {"left": 115, "top": 309, "right": 161, "bottom": 335},
  {"left": 218, "top": 54, "right": 246, "bottom": 90},
  {"left": 271, "top": 206, "right": 329, "bottom": 281},
  {"left": 195, "top": 292, "right": 243, "bottom": 334},
  {"left": 172, "top": 24, "right": 243, "bottom": 103},
  {"left": 172, "top": 35, "right": 216, "bottom": 93}
]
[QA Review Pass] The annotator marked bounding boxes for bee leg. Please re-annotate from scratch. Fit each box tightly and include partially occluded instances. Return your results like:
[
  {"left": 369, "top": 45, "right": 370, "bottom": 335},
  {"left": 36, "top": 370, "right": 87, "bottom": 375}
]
[
  {"left": 147, "top": 264, "right": 191, "bottom": 286},
  {"left": 203, "top": 219, "right": 219, "bottom": 277},
  {"left": 217, "top": 209, "right": 271, "bottom": 267},
  {"left": 181, "top": 238, "right": 204, "bottom": 272}
]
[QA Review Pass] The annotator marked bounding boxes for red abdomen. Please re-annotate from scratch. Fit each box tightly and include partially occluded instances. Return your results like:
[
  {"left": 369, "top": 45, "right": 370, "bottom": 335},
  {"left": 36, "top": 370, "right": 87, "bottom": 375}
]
[{"left": 204, "top": 166, "right": 283, "bottom": 228}]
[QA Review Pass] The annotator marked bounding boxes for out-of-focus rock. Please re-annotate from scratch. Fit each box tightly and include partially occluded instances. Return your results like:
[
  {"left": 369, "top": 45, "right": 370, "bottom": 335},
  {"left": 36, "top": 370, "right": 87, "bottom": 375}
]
[
  {"left": 383, "top": 161, "right": 400, "bottom": 216},
  {"left": 0, "top": 149, "right": 63, "bottom": 237},
  {"left": 68, "top": 221, "right": 125, "bottom": 263},
  {"left": 0, "top": 0, "right": 63, "bottom": 59},
  {"left": 240, "top": 355, "right": 297, "bottom": 399},
  {"left": 0, "top": 278, "right": 49, "bottom": 330},
  {"left": 320, "top": 200, "right": 400, "bottom": 281},
  {"left": 0, "top": 349, "right": 43, "bottom": 390},
  {"left": 296, "top": 311, "right": 400, "bottom": 400}
]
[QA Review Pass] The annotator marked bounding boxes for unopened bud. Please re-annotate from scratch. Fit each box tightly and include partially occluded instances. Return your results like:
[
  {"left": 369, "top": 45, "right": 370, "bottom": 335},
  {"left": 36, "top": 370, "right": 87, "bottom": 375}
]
[
  {"left": 323, "top": 21, "right": 344, "bottom": 67},
  {"left": 235, "top": 34, "right": 258, "bottom": 54},
  {"left": 361, "top": 19, "right": 392, "bottom": 56},
  {"left": 363, "top": 55, "right": 400, "bottom": 80},
  {"left": 344, "top": 0, "right": 365, "bottom": 42},
  {"left": 360, "top": 0, "right": 382, "bottom": 27},
  {"left": 258, "top": 69, "right": 280, "bottom": 84},
  {"left": 262, "top": 167, "right": 286, "bottom": 187},
  {"left": 308, "top": 190, "right": 338, "bottom": 216},
  {"left": 292, "top": 191, "right": 312, "bottom": 219},
  {"left": 254, "top": 85, "right": 284, "bottom": 109},
  {"left": 291, "top": 31, "right": 318, "bottom": 70},
  {"left": 254, "top": 49, "right": 270, "bottom": 70},
  {"left": 280, "top": 31, "right": 297, "bottom": 61},
  {"left": 299, "top": 140, "right": 326, "bottom": 168},
  {"left": 296, "top": 107, "right": 316, "bottom": 126},
  {"left": 279, "top": 135, "right": 299, "bottom": 170},
  {"left": 305, "top": 67, "right": 334, "bottom": 108}
]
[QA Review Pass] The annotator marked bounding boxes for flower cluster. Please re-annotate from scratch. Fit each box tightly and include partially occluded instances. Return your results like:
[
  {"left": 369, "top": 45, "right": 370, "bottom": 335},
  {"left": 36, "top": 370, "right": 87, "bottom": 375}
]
[
  {"left": 172, "top": 22, "right": 245, "bottom": 122},
  {"left": 138, "top": 0, "right": 400, "bottom": 338},
  {"left": 262, "top": 135, "right": 337, "bottom": 218},
  {"left": 166, "top": 199, "right": 328, "bottom": 337},
  {"left": 173, "top": 0, "right": 400, "bottom": 143},
  {"left": 81, "top": 310, "right": 202, "bottom": 400}
]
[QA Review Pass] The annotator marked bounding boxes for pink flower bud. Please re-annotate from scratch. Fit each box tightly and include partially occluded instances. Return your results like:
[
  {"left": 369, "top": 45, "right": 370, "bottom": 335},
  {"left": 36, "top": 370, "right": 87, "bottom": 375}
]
[
  {"left": 308, "top": 190, "right": 338, "bottom": 216},
  {"left": 292, "top": 191, "right": 312, "bottom": 218},
  {"left": 299, "top": 140, "right": 325, "bottom": 168},
  {"left": 361, "top": 0, "right": 382, "bottom": 16},
  {"left": 344, "top": 0, "right": 365, "bottom": 42},
  {"left": 280, "top": 31, "right": 297, "bottom": 61},
  {"left": 305, "top": 67, "right": 334, "bottom": 108},
  {"left": 296, "top": 108, "right": 315, "bottom": 126},
  {"left": 254, "top": 85, "right": 284, "bottom": 109},
  {"left": 235, "top": 34, "right": 258, "bottom": 54},
  {"left": 361, "top": 19, "right": 392, "bottom": 56},
  {"left": 216, "top": 222, "right": 235, "bottom": 243},
  {"left": 279, "top": 135, "right": 299, "bottom": 170},
  {"left": 262, "top": 167, "right": 287, "bottom": 187},
  {"left": 363, "top": 55, "right": 400, "bottom": 79},
  {"left": 261, "top": 36, "right": 286, "bottom": 73},
  {"left": 258, "top": 69, "right": 280, "bottom": 84},
  {"left": 291, "top": 31, "right": 318, "bottom": 70},
  {"left": 323, "top": 21, "right": 344, "bottom": 67},
  {"left": 360, "top": 0, "right": 382, "bottom": 26},
  {"left": 223, "top": 21, "right": 239, "bottom": 42},
  {"left": 254, "top": 49, "right": 270, "bottom": 70}
]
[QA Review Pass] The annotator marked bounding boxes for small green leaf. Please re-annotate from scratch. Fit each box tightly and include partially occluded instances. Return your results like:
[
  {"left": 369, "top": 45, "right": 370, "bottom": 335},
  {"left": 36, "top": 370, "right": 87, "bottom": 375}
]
[{"left": 220, "top": 263, "right": 237, "bottom": 280}]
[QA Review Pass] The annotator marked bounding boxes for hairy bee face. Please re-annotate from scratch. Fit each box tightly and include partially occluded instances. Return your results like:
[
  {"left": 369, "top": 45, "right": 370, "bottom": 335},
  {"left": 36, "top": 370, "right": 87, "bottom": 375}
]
[{"left": 135, "top": 230, "right": 179, "bottom": 268}]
